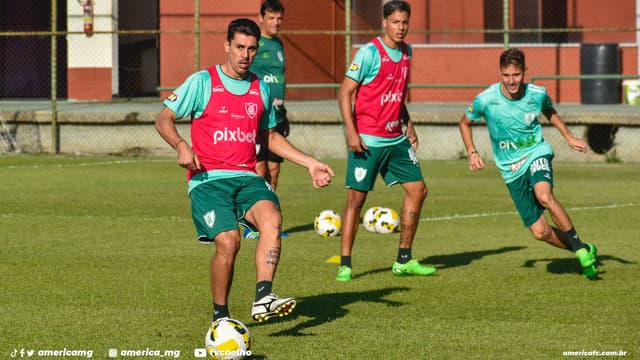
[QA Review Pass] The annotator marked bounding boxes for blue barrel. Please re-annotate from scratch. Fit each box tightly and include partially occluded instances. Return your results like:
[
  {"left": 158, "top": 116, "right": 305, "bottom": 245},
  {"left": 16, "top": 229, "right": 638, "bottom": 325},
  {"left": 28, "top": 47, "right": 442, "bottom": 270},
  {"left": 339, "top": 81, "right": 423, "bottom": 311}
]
[{"left": 580, "top": 44, "right": 621, "bottom": 104}]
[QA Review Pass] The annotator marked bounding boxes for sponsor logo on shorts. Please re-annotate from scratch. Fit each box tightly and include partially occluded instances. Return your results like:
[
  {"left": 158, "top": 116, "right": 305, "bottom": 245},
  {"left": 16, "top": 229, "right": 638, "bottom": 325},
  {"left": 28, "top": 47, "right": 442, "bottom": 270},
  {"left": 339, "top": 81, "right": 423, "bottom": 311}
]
[
  {"left": 408, "top": 148, "right": 418, "bottom": 165},
  {"left": 530, "top": 157, "right": 550, "bottom": 175}
]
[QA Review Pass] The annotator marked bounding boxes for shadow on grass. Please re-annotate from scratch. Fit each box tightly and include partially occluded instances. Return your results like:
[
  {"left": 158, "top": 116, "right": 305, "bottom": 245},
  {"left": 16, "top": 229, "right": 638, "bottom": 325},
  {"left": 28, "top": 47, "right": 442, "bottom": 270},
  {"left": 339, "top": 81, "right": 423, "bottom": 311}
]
[
  {"left": 252, "top": 286, "right": 409, "bottom": 337},
  {"left": 357, "top": 246, "right": 527, "bottom": 278},
  {"left": 522, "top": 253, "right": 635, "bottom": 280},
  {"left": 283, "top": 222, "right": 314, "bottom": 235}
]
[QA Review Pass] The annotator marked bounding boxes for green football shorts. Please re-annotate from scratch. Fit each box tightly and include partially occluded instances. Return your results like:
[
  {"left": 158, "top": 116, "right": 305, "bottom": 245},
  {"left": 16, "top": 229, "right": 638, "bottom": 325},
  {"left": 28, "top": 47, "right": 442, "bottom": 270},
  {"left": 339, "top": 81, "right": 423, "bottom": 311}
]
[
  {"left": 189, "top": 176, "right": 280, "bottom": 243},
  {"left": 345, "top": 139, "right": 423, "bottom": 191},
  {"left": 506, "top": 155, "right": 554, "bottom": 228}
]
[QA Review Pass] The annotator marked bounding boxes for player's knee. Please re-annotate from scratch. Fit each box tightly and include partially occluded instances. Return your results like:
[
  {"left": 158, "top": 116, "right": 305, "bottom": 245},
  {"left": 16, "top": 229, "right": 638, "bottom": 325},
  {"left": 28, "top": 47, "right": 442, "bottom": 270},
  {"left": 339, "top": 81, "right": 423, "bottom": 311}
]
[
  {"left": 409, "top": 184, "right": 428, "bottom": 202},
  {"left": 530, "top": 224, "right": 551, "bottom": 241},
  {"left": 215, "top": 233, "right": 242, "bottom": 255},
  {"left": 535, "top": 192, "right": 556, "bottom": 209},
  {"left": 420, "top": 185, "right": 429, "bottom": 200},
  {"left": 347, "top": 191, "right": 368, "bottom": 210}
]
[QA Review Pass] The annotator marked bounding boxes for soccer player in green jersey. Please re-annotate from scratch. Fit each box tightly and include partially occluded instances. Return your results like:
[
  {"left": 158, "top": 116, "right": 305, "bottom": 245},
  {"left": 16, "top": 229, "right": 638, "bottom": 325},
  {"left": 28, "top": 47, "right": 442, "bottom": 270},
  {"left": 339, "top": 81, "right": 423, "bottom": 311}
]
[
  {"left": 459, "top": 48, "right": 598, "bottom": 279},
  {"left": 251, "top": 0, "right": 289, "bottom": 190}
]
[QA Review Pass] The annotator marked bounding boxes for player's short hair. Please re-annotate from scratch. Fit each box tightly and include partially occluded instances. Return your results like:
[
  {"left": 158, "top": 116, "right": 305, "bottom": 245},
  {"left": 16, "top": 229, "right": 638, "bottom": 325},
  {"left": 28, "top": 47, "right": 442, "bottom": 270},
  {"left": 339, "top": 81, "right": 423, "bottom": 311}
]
[
  {"left": 227, "top": 18, "right": 261, "bottom": 42},
  {"left": 500, "top": 48, "right": 526, "bottom": 70},
  {"left": 261, "top": 0, "right": 285, "bottom": 16},
  {"left": 383, "top": 0, "right": 411, "bottom": 18}
]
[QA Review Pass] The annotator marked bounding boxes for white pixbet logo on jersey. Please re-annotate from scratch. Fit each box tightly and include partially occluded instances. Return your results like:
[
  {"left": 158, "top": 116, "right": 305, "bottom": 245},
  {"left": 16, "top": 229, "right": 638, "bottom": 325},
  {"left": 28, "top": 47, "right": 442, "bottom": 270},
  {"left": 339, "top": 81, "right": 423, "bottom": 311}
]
[
  {"left": 272, "top": 98, "right": 284, "bottom": 107},
  {"left": 499, "top": 140, "right": 518, "bottom": 150},
  {"left": 213, "top": 127, "right": 257, "bottom": 144},
  {"left": 262, "top": 74, "right": 280, "bottom": 83},
  {"left": 380, "top": 91, "right": 403, "bottom": 106}
]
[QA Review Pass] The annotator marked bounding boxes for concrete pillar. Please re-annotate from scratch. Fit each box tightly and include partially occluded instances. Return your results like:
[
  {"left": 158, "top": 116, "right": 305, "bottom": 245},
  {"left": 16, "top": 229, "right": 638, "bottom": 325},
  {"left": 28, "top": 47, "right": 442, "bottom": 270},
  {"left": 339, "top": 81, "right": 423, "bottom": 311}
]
[{"left": 66, "top": 0, "right": 118, "bottom": 100}]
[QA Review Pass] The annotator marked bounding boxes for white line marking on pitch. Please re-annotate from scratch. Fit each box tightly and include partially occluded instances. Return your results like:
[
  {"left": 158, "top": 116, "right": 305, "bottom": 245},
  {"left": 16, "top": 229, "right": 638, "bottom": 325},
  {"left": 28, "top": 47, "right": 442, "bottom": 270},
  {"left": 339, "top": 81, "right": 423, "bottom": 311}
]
[
  {"left": 421, "top": 203, "right": 639, "bottom": 222},
  {"left": 0, "top": 158, "right": 172, "bottom": 169}
]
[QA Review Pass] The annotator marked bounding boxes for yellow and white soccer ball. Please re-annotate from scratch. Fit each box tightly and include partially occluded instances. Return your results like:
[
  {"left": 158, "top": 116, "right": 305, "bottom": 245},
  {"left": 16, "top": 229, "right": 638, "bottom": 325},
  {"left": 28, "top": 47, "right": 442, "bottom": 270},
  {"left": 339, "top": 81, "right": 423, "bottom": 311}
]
[
  {"left": 362, "top": 206, "right": 383, "bottom": 233},
  {"left": 314, "top": 209, "right": 342, "bottom": 237},
  {"left": 205, "top": 318, "right": 251, "bottom": 360},
  {"left": 373, "top": 207, "right": 400, "bottom": 234}
]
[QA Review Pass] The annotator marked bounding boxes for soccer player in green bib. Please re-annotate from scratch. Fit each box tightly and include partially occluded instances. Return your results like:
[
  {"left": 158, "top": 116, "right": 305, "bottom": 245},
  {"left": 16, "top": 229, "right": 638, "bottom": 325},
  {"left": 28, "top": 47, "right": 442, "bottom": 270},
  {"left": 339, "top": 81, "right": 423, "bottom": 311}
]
[
  {"left": 155, "top": 18, "right": 334, "bottom": 337},
  {"left": 459, "top": 48, "right": 598, "bottom": 279},
  {"left": 336, "top": 0, "right": 437, "bottom": 282}
]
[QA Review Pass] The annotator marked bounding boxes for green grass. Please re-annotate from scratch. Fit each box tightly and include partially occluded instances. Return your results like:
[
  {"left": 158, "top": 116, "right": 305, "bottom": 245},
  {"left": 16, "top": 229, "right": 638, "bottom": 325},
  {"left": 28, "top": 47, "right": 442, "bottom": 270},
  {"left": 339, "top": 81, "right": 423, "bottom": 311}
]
[{"left": 1, "top": 155, "right": 639, "bottom": 359}]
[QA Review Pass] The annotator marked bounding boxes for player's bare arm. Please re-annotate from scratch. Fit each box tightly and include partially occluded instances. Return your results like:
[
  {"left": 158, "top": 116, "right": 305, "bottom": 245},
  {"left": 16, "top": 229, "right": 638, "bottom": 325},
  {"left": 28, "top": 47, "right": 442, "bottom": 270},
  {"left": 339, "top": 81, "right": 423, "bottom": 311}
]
[
  {"left": 155, "top": 106, "right": 201, "bottom": 170},
  {"left": 459, "top": 114, "right": 485, "bottom": 171},
  {"left": 543, "top": 108, "right": 587, "bottom": 153},
  {"left": 266, "top": 129, "right": 335, "bottom": 188},
  {"left": 338, "top": 76, "right": 368, "bottom": 152}
]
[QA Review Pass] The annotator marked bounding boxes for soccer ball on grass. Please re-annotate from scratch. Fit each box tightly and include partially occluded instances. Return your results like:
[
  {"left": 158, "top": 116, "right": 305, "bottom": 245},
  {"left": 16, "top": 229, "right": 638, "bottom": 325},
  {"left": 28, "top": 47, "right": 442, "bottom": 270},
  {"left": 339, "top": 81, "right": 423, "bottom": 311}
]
[
  {"left": 314, "top": 209, "right": 342, "bottom": 237},
  {"left": 362, "top": 206, "right": 383, "bottom": 233},
  {"left": 362, "top": 207, "right": 400, "bottom": 234},
  {"left": 205, "top": 318, "right": 251, "bottom": 360},
  {"left": 373, "top": 207, "right": 400, "bottom": 234}
]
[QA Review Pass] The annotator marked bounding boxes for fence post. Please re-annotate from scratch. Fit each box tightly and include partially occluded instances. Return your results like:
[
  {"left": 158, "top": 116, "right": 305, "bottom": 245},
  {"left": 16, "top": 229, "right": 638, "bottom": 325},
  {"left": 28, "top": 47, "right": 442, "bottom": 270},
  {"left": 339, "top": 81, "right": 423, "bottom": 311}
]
[
  {"left": 345, "top": 0, "right": 351, "bottom": 73},
  {"left": 502, "top": 0, "right": 509, "bottom": 48},
  {"left": 194, "top": 0, "right": 200, "bottom": 72},
  {"left": 51, "top": 0, "right": 59, "bottom": 153}
]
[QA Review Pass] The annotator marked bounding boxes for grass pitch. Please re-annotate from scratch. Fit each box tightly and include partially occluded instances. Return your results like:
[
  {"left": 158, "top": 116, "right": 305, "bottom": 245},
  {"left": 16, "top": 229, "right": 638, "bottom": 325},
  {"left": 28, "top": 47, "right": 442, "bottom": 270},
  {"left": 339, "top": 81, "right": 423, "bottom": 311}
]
[{"left": 1, "top": 155, "right": 638, "bottom": 359}]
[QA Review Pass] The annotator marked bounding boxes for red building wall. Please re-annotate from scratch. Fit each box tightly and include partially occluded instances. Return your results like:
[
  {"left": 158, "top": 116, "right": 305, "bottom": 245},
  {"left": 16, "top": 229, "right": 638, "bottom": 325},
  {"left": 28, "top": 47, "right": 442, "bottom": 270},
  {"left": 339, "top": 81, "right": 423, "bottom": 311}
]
[{"left": 158, "top": 0, "right": 638, "bottom": 103}]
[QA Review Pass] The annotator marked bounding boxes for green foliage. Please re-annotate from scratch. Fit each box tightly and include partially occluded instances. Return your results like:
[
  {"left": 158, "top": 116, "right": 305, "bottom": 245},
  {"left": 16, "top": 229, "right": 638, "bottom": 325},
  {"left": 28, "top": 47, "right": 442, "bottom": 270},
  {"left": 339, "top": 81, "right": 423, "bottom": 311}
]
[{"left": 1, "top": 155, "right": 639, "bottom": 359}]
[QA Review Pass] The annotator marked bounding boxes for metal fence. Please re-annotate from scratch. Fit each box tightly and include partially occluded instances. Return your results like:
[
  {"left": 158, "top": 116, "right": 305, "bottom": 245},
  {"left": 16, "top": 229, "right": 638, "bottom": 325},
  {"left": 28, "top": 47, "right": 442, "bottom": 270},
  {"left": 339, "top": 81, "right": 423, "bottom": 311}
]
[{"left": 0, "top": 0, "right": 639, "bottom": 162}]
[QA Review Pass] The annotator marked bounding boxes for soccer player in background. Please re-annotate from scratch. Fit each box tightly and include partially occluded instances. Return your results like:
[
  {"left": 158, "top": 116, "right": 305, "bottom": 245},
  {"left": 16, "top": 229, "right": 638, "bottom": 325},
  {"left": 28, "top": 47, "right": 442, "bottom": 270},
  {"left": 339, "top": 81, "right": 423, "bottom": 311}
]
[
  {"left": 251, "top": 0, "right": 289, "bottom": 191},
  {"left": 155, "top": 19, "right": 334, "bottom": 333},
  {"left": 336, "top": 0, "right": 438, "bottom": 282},
  {"left": 459, "top": 48, "right": 598, "bottom": 279}
]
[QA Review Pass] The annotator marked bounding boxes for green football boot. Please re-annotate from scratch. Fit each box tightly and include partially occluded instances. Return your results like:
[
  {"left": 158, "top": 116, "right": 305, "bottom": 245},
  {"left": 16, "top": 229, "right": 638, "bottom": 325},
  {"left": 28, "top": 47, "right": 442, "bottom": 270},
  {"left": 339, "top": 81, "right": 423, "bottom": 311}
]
[
  {"left": 336, "top": 266, "right": 352, "bottom": 282},
  {"left": 575, "top": 243, "right": 598, "bottom": 279},
  {"left": 392, "top": 259, "right": 437, "bottom": 277}
]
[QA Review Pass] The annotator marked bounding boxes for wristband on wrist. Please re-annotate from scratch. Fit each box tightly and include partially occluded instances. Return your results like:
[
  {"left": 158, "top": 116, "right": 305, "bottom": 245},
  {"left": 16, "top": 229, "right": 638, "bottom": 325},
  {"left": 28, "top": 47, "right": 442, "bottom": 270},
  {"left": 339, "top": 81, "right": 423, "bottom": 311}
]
[
  {"left": 174, "top": 139, "right": 186, "bottom": 149},
  {"left": 469, "top": 150, "right": 478, "bottom": 156}
]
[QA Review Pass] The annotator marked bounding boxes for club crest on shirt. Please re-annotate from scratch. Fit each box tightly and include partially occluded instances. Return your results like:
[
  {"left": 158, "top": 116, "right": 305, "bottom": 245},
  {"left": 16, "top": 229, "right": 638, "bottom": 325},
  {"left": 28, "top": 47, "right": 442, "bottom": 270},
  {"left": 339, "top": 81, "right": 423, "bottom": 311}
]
[{"left": 245, "top": 102, "right": 258, "bottom": 119}]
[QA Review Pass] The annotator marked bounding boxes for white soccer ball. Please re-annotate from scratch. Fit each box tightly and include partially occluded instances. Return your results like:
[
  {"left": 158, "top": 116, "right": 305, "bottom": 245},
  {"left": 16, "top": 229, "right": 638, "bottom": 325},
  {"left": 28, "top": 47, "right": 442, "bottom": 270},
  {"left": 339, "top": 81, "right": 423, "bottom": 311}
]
[
  {"left": 373, "top": 207, "right": 400, "bottom": 234},
  {"left": 314, "top": 209, "right": 342, "bottom": 237},
  {"left": 205, "top": 318, "right": 251, "bottom": 360},
  {"left": 362, "top": 206, "right": 383, "bottom": 233}
]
